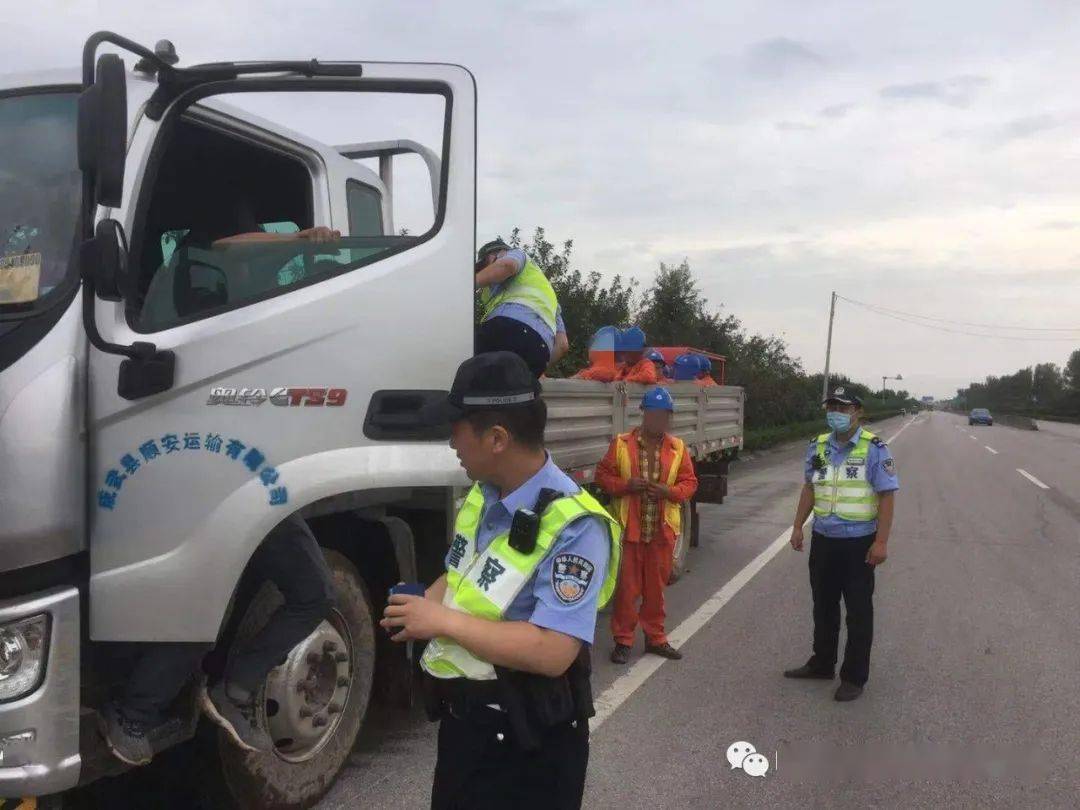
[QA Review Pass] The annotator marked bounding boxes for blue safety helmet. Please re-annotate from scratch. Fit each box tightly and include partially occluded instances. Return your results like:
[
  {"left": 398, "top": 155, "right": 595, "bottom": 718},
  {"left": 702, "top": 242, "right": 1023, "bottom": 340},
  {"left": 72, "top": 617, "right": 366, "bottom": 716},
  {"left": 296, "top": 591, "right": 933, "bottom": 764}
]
[
  {"left": 645, "top": 349, "right": 665, "bottom": 363},
  {"left": 615, "top": 326, "right": 646, "bottom": 352},
  {"left": 672, "top": 354, "right": 701, "bottom": 381},
  {"left": 641, "top": 386, "right": 675, "bottom": 412}
]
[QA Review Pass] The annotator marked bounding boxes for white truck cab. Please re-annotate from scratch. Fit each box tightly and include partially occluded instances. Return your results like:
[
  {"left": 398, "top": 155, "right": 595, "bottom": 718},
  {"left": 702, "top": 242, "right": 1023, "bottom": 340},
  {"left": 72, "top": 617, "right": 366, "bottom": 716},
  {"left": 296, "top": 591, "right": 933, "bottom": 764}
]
[{"left": 1, "top": 34, "right": 476, "bottom": 805}]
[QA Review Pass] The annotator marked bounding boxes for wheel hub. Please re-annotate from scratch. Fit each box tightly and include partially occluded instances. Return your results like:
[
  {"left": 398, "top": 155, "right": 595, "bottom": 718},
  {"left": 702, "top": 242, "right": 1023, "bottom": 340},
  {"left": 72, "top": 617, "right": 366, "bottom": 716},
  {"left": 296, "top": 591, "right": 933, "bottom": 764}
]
[{"left": 263, "top": 615, "right": 352, "bottom": 761}]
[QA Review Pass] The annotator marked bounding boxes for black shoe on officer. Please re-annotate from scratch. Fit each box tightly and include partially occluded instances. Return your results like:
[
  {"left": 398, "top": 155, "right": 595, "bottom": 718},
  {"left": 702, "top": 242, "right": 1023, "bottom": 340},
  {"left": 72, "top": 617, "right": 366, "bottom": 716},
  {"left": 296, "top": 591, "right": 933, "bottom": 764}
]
[
  {"left": 200, "top": 681, "right": 274, "bottom": 753},
  {"left": 98, "top": 700, "right": 154, "bottom": 766},
  {"left": 610, "top": 644, "right": 632, "bottom": 664},
  {"left": 644, "top": 642, "right": 682, "bottom": 660},
  {"left": 783, "top": 659, "right": 834, "bottom": 679},
  {"left": 834, "top": 681, "right": 864, "bottom": 702}
]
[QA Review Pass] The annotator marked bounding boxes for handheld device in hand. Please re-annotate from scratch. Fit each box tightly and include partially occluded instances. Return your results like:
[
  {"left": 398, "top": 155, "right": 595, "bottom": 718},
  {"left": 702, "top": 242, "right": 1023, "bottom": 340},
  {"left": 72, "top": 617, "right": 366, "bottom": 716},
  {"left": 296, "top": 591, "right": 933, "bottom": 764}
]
[{"left": 389, "top": 582, "right": 426, "bottom": 598}]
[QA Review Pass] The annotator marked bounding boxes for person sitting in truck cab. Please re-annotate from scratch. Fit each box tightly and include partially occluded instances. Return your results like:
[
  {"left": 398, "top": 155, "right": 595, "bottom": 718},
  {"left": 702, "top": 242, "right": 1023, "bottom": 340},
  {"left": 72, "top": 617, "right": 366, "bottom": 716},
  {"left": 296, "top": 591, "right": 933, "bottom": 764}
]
[
  {"left": 475, "top": 238, "right": 568, "bottom": 377},
  {"left": 99, "top": 514, "right": 335, "bottom": 766}
]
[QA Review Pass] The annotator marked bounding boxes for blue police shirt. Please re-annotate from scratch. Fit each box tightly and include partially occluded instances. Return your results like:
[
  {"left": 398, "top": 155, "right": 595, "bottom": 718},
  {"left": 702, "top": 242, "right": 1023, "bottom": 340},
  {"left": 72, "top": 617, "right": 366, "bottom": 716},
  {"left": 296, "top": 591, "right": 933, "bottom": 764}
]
[
  {"left": 445, "top": 453, "right": 610, "bottom": 643},
  {"left": 804, "top": 426, "right": 899, "bottom": 538},
  {"left": 485, "top": 248, "right": 565, "bottom": 352}
]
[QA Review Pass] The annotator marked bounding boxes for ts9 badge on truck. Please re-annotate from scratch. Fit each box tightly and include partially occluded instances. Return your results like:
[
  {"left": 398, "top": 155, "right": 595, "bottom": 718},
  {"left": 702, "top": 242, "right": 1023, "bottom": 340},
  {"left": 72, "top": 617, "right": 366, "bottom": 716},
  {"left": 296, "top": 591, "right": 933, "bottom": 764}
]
[{"left": 207, "top": 387, "right": 348, "bottom": 407}]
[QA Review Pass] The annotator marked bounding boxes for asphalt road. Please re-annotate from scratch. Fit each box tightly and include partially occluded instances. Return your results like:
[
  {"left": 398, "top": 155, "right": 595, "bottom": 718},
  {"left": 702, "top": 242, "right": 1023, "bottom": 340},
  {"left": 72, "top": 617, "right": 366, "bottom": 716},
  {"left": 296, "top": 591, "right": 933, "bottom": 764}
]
[
  {"left": 320, "top": 411, "right": 1080, "bottom": 808},
  {"left": 66, "top": 412, "right": 1080, "bottom": 808}
]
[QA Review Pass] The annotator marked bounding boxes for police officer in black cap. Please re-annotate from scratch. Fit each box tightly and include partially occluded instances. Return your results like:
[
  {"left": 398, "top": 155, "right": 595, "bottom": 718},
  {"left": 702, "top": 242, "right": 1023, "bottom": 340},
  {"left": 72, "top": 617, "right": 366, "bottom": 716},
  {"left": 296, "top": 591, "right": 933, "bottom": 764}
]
[
  {"left": 784, "top": 386, "right": 899, "bottom": 702},
  {"left": 381, "top": 352, "right": 621, "bottom": 809}
]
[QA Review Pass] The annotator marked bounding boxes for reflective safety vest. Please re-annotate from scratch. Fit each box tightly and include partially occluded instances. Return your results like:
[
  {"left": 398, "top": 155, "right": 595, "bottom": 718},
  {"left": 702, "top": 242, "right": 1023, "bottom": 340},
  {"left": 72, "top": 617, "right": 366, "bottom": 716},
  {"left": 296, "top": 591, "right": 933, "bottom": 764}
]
[
  {"left": 811, "top": 431, "right": 879, "bottom": 522},
  {"left": 480, "top": 259, "right": 559, "bottom": 334},
  {"left": 421, "top": 484, "right": 622, "bottom": 681},
  {"left": 612, "top": 432, "right": 686, "bottom": 538}
]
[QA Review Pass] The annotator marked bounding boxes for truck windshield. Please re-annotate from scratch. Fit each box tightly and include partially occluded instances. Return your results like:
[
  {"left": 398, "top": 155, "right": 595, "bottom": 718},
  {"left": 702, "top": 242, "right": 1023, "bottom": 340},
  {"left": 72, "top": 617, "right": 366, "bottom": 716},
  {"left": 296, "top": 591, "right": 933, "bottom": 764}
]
[{"left": 0, "top": 91, "right": 80, "bottom": 316}]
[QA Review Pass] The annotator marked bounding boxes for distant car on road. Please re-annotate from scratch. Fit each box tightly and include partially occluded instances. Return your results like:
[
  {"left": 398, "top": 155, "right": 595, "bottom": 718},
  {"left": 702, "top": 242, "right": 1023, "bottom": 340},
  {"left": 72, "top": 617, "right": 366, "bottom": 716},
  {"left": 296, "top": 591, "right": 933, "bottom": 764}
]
[{"left": 969, "top": 408, "right": 993, "bottom": 426}]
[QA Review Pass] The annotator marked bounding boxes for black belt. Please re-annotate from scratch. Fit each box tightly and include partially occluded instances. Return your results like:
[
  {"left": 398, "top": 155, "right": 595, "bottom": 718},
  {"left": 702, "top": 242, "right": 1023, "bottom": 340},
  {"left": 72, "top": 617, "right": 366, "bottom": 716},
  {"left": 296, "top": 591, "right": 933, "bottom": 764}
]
[{"left": 424, "top": 675, "right": 503, "bottom": 720}]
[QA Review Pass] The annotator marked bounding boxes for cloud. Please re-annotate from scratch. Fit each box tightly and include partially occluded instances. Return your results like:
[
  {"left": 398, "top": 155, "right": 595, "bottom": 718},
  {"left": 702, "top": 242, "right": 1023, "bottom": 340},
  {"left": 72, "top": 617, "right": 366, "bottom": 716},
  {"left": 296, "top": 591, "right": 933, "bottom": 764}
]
[
  {"left": 879, "top": 75, "right": 990, "bottom": 107},
  {"left": 994, "top": 113, "right": 1062, "bottom": 143},
  {"left": 819, "top": 103, "right": 857, "bottom": 119},
  {"left": 775, "top": 120, "right": 815, "bottom": 132},
  {"left": 745, "top": 37, "right": 826, "bottom": 79}
]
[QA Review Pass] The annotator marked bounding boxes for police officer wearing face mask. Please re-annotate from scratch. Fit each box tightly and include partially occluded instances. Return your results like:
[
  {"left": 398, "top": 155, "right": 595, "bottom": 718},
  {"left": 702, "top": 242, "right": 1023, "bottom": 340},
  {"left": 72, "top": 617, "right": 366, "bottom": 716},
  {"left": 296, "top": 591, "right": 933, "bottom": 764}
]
[
  {"left": 380, "top": 351, "right": 621, "bottom": 809},
  {"left": 784, "top": 386, "right": 899, "bottom": 702}
]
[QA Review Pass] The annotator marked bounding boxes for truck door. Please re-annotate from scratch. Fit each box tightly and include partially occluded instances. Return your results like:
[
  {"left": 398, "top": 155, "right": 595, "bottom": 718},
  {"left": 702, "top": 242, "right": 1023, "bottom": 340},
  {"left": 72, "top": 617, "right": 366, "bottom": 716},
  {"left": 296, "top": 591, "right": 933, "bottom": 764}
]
[{"left": 85, "top": 56, "right": 476, "bottom": 641}]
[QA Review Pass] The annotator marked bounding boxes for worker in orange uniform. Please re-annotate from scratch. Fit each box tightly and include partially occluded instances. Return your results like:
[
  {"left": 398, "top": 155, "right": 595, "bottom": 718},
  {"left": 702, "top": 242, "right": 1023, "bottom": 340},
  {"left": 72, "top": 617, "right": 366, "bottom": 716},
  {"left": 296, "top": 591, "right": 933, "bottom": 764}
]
[{"left": 597, "top": 387, "right": 698, "bottom": 664}]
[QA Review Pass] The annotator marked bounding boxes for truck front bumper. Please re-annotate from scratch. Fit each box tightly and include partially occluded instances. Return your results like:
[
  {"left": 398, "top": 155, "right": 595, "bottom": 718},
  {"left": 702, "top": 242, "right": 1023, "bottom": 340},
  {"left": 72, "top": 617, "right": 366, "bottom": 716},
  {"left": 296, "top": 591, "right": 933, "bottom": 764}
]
[{"left": 0, "top": 587, "right": 80, "bottom": 798}]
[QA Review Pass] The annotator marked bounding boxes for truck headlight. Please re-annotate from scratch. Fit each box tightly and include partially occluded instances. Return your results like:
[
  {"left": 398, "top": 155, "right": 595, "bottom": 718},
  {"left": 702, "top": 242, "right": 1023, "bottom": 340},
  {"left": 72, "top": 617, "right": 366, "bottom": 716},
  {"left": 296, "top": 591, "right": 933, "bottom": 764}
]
[{"left": 0, "top": 614, "right": 49, "bottom": 702}]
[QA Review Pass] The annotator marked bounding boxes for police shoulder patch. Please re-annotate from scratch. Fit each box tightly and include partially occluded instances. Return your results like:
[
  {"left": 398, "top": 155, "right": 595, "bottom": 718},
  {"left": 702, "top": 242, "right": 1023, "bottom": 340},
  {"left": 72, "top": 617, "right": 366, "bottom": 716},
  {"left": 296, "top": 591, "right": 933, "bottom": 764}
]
[
  {"left": 871, "top": 436, "right": 887, "bottom": 448},
  {"left": 551, "top": 554, "right": 595, "bottom": 605},
  {"left": 882, "top": 457, "right": 897, "bottom": 475}
]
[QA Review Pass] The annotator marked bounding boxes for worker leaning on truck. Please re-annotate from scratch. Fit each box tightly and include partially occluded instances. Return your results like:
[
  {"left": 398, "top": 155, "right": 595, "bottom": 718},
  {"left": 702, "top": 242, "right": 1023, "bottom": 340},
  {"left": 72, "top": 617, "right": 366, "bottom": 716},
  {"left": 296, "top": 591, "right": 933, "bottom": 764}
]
[
  {"left": 380, "top": 351, "right": 621, "bottom": 810},
  {"left": 596, "top": 387, "right": 698, "bottom": 665},
  {"left": 784, "top": 386, "right": 898, "bottom": 702},
  {"left": 99, "top": 515, "right": 335, "bottom": 766},
  {"left": 474, "top": 238, "right": 569, "bottom": 377}
]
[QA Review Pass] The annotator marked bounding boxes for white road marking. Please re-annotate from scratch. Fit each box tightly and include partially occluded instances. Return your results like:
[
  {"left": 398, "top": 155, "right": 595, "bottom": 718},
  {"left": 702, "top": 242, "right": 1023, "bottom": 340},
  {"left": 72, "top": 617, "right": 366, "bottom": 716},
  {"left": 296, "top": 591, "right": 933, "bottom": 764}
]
[
  {"left": 1017, "top": 469, "right": 1050, "bottom": 490},
  {"left": 591, "top": 419, "right": 910, "bottom": 730},
  {"left": 969, "top": 435, "right": 977, "bottom": 441},
  {"left": 985, "top": 446, "right": 998, "bottom": 455}
]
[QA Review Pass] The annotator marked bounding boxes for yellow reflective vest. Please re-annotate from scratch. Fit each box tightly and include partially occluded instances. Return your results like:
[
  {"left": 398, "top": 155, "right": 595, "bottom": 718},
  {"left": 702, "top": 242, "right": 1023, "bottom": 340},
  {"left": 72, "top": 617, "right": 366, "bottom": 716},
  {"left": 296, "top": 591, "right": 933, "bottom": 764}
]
[
  {"left": 421, "top": 484, "right": 622, "bottom": 681},
  {"left": 480, "top": 258, "right": 559, "bottom": 334},
  {"left": 811, "top": 430, "right": 879, "bottom": 522}
]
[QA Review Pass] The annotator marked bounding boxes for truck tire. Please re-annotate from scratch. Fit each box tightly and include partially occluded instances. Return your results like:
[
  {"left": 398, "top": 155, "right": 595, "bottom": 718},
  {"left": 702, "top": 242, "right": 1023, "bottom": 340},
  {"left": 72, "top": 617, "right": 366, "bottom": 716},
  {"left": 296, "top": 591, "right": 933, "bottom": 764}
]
[
  {"left": 202, "top": 550, "right": 375, "bottom": 810},
  {"left": 668, "top": 502, "right": 693, "bottom": 585}
]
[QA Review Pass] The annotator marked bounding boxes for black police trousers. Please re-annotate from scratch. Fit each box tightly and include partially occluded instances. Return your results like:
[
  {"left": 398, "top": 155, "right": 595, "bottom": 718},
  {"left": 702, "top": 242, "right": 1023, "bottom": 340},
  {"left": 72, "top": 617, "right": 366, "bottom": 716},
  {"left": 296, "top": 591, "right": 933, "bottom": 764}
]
[
  {"left": 807, "top": 532, "right": 876, "bottom": 686},
  {"left": 431, "top": 706, "right": 589, "bottom": 810},
  {"left": 123, "top": 514, "right": 335, "bottom": 723},
  {"left": 476, "top": 316, "right": 551, "bottom": 378}
]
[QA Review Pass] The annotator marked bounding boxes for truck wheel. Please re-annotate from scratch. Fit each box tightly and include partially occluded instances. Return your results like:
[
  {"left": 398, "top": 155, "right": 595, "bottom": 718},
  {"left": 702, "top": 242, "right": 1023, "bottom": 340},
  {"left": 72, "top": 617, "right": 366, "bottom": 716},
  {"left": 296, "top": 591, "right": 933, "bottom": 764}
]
[
  {"left": 203, "top": 550, "right": 375, "bottom": 810},
  {"left": 668, "top": 502, "right": 693, "bottom": 585}
]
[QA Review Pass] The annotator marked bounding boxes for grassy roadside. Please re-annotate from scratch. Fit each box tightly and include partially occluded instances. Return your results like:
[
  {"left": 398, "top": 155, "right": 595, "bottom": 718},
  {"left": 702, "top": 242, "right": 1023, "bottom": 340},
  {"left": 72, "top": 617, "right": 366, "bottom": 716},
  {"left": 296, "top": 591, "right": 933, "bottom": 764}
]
[{"left": 743, "top": 409, "right": 905, "bottom": 452}]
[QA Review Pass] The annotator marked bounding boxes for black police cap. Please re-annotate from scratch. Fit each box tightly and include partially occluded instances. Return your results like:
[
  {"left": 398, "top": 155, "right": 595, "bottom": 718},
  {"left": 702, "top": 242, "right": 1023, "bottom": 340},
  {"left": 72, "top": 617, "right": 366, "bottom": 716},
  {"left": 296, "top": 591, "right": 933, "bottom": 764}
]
[
  {"left": 822, "top": 385, "right": 863, "bottom": 407},
  {"left": 423, "top": 351, "right": 541, "bottom": 426},
  {"left": 475, "top": 238, "right": 511, "bottom": 270}
]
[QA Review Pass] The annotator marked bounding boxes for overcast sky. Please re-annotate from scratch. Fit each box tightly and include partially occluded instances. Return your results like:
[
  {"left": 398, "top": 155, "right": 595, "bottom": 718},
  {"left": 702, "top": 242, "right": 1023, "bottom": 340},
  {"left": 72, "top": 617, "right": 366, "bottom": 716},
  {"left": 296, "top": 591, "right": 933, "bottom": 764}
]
[{"left": 8, "top": 1, "right": 1080, "bottom": 398}]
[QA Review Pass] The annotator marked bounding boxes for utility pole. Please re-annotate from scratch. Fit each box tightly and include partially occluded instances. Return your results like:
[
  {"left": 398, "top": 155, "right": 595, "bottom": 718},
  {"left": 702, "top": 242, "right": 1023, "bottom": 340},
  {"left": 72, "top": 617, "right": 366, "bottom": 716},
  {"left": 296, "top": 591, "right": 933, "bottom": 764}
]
[{"left": 822, "top": 291, "right": 836, "bottom": 402}]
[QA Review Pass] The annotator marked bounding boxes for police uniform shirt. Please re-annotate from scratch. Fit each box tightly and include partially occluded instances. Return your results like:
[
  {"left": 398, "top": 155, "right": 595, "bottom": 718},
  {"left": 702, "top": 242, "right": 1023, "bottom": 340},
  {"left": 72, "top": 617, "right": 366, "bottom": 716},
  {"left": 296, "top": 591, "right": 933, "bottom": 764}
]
[
  {"left": 445, "top": 453, "right": 611, "bottom": 643},
  {"left": 803, "top": 426, "right": 900, "bottom": 538},
  {"left": 483, "top": 247, "right": 566, "bottom": 352}
]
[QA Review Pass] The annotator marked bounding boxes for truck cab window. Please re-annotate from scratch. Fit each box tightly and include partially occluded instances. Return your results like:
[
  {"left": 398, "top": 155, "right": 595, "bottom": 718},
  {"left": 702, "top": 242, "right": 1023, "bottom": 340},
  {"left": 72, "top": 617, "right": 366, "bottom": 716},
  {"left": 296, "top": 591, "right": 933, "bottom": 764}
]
[{"left": 347, "top": 181, "right": 383, "bottom": 237}]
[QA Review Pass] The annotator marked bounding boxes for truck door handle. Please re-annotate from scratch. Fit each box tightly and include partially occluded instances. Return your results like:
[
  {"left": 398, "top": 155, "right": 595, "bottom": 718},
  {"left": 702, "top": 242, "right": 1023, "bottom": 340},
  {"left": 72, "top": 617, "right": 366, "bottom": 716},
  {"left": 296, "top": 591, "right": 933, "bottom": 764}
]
[{"left": 363, "top": 390, "right": 452, "bottom": 441}]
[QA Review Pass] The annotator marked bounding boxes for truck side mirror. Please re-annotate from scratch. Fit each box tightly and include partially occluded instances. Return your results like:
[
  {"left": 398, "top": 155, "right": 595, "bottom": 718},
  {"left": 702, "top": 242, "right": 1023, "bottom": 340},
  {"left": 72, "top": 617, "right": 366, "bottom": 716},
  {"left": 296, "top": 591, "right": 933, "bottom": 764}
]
[
  {"left": 78, "top": 52, "right": 128, "bottom": 207},
  {"left": 80, "top": 218, "right": 128, "bottom": 302}
]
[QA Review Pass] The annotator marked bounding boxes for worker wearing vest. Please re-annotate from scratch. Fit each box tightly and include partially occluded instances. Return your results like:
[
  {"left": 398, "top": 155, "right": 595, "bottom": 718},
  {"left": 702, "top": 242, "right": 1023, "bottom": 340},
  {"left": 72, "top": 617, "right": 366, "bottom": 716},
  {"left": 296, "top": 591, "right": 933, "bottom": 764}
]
[
  {"left": 596, "top": 387, "right": 698, "bottom": 665},
  {"left": 475, "top": 238, "right": 568, "bottom": 377},
  {"left": 381, "top": 352, "right": 620, "bottom": 809},
  {"left": 785, "top": 386, "right": 899, "bottom": 702}
]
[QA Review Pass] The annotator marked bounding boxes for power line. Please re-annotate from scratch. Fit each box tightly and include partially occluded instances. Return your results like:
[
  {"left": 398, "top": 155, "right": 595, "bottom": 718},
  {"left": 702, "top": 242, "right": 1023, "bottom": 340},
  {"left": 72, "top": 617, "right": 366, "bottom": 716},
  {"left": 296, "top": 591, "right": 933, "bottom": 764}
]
[
  {"left": 837, "top": 297, "right": 1080, "bottom": 342},
  {"left": 836, "top": 294, "right": 1080, "bottom": 334}
]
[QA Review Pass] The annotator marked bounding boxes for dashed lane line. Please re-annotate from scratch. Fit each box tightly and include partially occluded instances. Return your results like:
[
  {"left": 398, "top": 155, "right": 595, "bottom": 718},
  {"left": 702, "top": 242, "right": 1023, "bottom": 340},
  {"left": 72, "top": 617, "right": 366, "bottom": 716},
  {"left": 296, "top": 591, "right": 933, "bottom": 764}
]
[
  {"left": 1017, "top": 469, "right": 1050, "bottom": 490},
  {"left": 985, "top": 446, "right": 998, "bottom": 455}
]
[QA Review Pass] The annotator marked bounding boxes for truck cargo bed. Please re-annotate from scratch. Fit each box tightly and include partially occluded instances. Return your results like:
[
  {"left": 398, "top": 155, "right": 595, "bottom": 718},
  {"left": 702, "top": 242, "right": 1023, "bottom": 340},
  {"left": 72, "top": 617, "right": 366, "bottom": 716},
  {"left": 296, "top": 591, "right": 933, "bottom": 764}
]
[{"left": 541, "top": 379, "right": 744, "bottom": 482}]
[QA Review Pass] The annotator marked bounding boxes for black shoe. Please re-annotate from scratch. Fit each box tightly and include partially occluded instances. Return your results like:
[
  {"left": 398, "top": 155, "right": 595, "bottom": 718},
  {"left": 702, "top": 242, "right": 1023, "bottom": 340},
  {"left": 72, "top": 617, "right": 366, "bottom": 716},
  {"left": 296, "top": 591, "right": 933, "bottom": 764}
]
[
  {"left": 200, "top": 682, "right": 273, "bottom": 753},
  {"left": 834, "top": 682, "right": 864, "bottom": 702},
  {"left": 610, "top": 644, "right": 632, "bottom": 664},
  {"left": 97, "top": 701, "right": 154, "bottom": 766},
  {"left": 783, "top": 661, "right": 835, "bottom": 680},
  {"left": 644, "top": 642, "right": 683, "bottom": 660}
]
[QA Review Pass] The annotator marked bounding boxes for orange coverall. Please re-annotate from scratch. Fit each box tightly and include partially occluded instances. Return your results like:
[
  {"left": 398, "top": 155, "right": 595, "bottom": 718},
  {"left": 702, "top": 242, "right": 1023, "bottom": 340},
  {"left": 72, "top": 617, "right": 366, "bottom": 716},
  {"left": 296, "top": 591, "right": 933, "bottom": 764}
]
[{"left": 596, "top": 429, "right": 698, "bottom": 646}]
